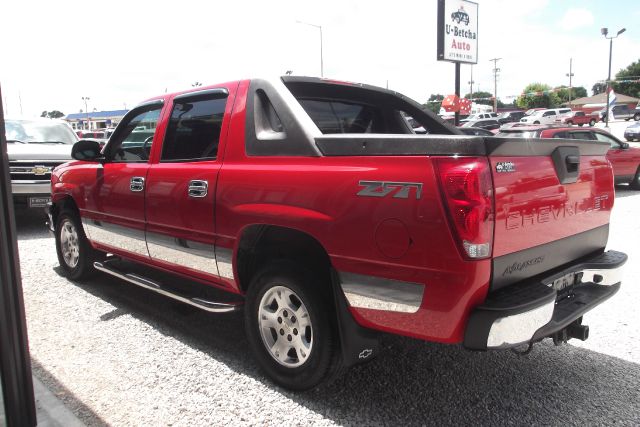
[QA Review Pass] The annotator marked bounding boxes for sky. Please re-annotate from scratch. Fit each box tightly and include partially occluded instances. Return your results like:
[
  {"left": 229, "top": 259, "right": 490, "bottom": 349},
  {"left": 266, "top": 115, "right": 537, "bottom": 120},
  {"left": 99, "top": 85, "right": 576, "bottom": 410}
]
[{"left": 1, "top": 0, "right": 639, "bottom": 117}]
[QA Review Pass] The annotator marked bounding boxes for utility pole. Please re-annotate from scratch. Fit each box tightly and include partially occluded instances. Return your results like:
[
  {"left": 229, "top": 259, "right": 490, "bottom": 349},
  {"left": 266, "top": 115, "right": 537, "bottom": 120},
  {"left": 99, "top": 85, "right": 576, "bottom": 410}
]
[
  {"left": 601, "top": 27, "right": 626, "bottom": 128},
  {"left": 468, "top": 64, "right": 475, "bottom": 101},
  {"left": 566, "top": 58, "right": 574, "bottom": 107},
  {"left": 489, "top": 58, "right": 501, "bottom": 113},
  {"left": 82, "top": 97, "right": 90, "bottom": 130},
  {"left": 296, "top": 21, "right": 324, "bottom": 77}
]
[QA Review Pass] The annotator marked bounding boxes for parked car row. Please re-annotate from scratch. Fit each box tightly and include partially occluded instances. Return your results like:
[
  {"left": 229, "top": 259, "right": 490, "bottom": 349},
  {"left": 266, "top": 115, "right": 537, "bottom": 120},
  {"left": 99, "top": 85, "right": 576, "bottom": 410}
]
[{"left": 497, "top": 124, "right": 640, "bottom": 189}]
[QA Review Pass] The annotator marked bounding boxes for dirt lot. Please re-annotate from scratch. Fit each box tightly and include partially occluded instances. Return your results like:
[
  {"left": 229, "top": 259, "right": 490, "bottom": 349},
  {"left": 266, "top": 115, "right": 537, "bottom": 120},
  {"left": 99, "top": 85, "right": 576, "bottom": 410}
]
[{"left": 16, "top": 185, "right": 640, "bottom": 426}]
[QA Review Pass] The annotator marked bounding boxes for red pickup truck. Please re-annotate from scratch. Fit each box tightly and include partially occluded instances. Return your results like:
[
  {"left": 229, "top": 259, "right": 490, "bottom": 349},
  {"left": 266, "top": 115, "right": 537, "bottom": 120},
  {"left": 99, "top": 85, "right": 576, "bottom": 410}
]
[
  {"left": 555, "top": 110, "right": 599, "bottom": 127},
  {"left": 47, "top": 77, "right": 627, "bottom": 390}
]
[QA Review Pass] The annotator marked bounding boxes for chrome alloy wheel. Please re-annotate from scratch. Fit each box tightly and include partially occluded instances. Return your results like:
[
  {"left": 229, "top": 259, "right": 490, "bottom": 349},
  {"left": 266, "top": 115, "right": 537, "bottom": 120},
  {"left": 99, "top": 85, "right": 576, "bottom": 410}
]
[
  {"left": 60, "top": 219, "right": 80, "bottom": 268},
  {"left": 258, "top": 285, "right": 313, "bottom": 368}
]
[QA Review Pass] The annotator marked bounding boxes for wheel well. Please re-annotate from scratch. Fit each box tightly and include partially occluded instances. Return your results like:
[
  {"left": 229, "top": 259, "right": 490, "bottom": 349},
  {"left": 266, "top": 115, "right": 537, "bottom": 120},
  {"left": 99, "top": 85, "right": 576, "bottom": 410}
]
[
  {"left": 236, "top": 225, "right": 332, "bottom": 294},
  {"left": 51, "top": 196, "right": 80, "bottom": 225}
]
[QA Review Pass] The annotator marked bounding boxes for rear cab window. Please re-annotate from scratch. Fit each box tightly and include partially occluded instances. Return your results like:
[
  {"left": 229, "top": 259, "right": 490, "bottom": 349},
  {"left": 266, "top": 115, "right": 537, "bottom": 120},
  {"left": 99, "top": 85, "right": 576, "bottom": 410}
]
[{"left": 283, "top": 79, "right": 452, "bottom": 136}]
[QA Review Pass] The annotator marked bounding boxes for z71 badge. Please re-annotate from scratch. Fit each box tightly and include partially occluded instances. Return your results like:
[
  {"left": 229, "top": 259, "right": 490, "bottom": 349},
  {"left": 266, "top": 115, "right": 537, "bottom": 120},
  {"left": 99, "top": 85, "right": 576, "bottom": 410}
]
[
  {"left": 357, "top": 181, "right": 422, "bottom": 199},
  {"left": 495, "top": 161, "right": 516, "bottom": 173}
]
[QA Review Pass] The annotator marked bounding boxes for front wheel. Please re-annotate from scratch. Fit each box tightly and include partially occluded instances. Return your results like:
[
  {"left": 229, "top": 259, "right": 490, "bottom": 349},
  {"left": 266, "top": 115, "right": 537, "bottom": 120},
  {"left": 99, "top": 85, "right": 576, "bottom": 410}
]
[
  {"left": 631, "top": 166, "right": 640, "bottom": 191},
  {"left": 589, "top": 119, "right": 596, "bottom": 126},
  {"left": 55, "top": 210, "right": 99, "bottom": 280},
  {"left": 244, "top": 262, "right": 342, "bottom": 390},
  {"left": 534, "top": 121, "right": 540, "bottom": 124},
  {"left": 567, "top": 120, "right": 574, "bottom": 126},
  {"left": 634, "top": 113, "right": 640, "bottom": 121}
]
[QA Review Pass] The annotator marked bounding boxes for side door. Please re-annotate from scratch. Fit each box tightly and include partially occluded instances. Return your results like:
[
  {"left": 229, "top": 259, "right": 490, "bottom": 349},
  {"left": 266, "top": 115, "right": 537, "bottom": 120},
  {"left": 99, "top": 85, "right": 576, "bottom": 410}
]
[
  {"left": 82, "top": 101, "right": 165, "bottom": 259},
  {"left": 541, "top": 110, "right": 556, "bottom": 124},
  {"left": 145, "top": 86, "right": 236, "bottom": 282},
  {"left": 592, "top": 131, "right": 636, "bottom": 177}
]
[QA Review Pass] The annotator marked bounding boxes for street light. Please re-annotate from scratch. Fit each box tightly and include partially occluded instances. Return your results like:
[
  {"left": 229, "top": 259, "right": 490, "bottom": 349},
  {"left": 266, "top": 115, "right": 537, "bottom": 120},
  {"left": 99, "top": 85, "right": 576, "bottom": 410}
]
[
  {"left": 296, "top": 20, "right": 324, "bottom": 77},
  {"left": 601, "top": 27, "right": 626, "bottom": 128},
  {"left": 81, "top": 97, "right": 90, "bottom": 130}
]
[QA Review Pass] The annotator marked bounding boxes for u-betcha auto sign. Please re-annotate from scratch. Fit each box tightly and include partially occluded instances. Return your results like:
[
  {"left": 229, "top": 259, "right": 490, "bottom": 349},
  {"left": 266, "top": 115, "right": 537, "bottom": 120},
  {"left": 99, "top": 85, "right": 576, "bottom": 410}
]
[{"left": 437, "top": 0, "right": 478, "bottom": 64}]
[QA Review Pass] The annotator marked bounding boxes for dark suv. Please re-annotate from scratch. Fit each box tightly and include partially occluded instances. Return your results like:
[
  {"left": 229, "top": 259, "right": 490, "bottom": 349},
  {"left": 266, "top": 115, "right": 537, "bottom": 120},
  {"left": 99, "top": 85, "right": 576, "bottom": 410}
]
[{"left": 497, "top": 111, "right": 525, "bottom": 124}]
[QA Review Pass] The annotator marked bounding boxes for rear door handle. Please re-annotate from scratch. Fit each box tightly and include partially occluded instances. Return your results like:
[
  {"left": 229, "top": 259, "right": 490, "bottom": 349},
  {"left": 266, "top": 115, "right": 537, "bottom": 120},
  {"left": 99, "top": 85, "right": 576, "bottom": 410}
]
[
  {"left": 130, "top": 176, "right": 145, "bottom": 192},
  {"left": 188, "top": 180, "right": 208, "bottom": 198}
]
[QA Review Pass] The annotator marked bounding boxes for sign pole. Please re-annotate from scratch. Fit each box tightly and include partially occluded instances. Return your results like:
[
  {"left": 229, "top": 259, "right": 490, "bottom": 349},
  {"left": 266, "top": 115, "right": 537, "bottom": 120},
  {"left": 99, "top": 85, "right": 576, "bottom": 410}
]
[{"left": 454, "top": 62, "right": 461, "bottom": 126}]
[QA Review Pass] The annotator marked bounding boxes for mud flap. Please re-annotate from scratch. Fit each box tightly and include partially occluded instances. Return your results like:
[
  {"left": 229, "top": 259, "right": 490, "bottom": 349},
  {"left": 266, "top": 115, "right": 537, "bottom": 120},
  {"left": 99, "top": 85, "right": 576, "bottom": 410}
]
[{"left": 330, "top": 269, "right": 380, "bottom": 367}]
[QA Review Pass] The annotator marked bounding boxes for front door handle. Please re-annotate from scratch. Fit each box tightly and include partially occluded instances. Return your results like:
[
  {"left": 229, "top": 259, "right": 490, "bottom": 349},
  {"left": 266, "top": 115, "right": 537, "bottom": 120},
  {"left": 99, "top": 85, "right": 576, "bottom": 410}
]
[
  {"left": 130, "top": 176, "right": 145, "bottom": 192},
  {"left": 188, "top": 180, "right": 208, "bottom": 198}
]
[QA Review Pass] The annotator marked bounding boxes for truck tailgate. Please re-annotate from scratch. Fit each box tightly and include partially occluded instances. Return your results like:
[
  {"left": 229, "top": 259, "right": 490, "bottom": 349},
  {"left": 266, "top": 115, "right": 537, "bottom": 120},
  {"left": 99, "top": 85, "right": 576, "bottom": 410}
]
[{"left": 486, "top": 137, "right": 614, "bottom": 290}]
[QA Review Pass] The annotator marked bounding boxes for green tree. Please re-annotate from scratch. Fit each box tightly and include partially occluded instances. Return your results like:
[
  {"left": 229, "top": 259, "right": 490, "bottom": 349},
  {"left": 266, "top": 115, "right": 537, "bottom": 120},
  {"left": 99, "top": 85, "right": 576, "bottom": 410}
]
[
  {"left": 612, "top": 59, "right": 640, "bottom": 98},
  {"left": 592, "top": 82, "right": 607, "bottom": 95},
  {"left": 423, "top": 94, "right": 444, "bottom": 114},
  {"left": 39, "top": 110, "right": 65, "bottom": 119},
  {"left": 464, "top": 91, "right": 492, "bottom": 105},
  {"left": 464, "top": 91, "right": 505, "bottom": 109},
  {"left": 555, "top": 86, "right": 588, "bottom": 104},
  {"left": 515, "top": 83, "right": 561, "bottom": 109}
]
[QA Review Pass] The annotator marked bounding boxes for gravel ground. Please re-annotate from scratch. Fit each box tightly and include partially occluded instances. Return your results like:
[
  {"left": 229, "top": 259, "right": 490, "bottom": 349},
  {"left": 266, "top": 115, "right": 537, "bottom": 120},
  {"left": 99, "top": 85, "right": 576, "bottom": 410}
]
[{"left": 16, "top": 187, "right": 640, "bottom": 426}]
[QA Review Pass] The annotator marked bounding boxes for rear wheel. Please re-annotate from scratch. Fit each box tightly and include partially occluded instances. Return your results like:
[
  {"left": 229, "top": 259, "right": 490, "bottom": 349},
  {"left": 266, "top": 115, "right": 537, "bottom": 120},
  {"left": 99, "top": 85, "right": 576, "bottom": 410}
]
[
  {"left": 55, "top": 210, "right": 99, "bottom": 280},
  {"left": 589, "top": 119, "right": 596, "bottom": 126},
  {"left": 567, "top": 120, "right": 574, "bottom": 125},
  {"left": 634, "top": 113, "right": 640, "bottom": 121},
  {"left": 534, "top": 121, "right": 540, "bottom": 125},
  {"left": 244, "top": 261, "right": 342, "bottom": 390}
]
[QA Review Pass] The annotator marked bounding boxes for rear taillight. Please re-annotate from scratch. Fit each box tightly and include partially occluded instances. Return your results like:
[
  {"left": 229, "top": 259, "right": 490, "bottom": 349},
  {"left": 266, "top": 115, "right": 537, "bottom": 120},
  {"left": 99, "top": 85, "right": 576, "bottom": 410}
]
[{"left": 434, "top": 157, "right": 494, "bottom": 259}]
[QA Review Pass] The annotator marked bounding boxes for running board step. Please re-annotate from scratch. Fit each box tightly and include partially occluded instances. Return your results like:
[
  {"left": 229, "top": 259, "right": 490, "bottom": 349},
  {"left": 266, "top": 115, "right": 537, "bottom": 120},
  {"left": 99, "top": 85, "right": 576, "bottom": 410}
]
[{"left": 94, "top": 260, "right": 242, "bottom": 313}]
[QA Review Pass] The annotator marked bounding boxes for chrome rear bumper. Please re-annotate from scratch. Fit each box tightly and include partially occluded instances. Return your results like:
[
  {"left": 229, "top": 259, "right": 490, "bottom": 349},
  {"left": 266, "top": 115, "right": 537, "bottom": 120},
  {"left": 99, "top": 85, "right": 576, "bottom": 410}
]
[{"left": 465, "top": 250, "right": 627, "bottom": 350}]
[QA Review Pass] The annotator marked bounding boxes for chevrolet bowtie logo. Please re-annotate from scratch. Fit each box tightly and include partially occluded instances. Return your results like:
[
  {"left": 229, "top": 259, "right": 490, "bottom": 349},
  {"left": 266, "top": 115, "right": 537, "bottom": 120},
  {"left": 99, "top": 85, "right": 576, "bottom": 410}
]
[{"left": 32, "top": 165, "right": 51, "bottom": 176}]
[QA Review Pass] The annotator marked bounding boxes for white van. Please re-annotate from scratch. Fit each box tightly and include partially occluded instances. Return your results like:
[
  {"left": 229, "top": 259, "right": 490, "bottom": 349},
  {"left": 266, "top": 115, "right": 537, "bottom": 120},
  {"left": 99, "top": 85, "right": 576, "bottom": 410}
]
[{"left": 520, "top": 108, "right": 571, "bottom": 125}]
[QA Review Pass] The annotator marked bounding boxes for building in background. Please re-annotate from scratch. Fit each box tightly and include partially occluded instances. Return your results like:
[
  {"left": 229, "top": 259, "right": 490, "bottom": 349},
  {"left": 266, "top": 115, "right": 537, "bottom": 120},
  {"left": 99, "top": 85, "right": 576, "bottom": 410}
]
[
  {"left": 564, "top": 93, "right": 640, "bottom": 113},
  {"left": 64, "top": 109, "right": 128, "bottom": 130}
]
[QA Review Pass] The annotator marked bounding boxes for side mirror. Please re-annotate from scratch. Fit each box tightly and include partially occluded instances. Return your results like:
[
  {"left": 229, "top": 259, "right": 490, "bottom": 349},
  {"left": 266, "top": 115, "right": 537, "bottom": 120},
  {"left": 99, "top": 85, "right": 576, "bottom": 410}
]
[
  {"left": 71, "top": 139, "right": 103, "bottom": 161},
  {"left": 621, "top": 142, "right": 629, "bottom": 149}
]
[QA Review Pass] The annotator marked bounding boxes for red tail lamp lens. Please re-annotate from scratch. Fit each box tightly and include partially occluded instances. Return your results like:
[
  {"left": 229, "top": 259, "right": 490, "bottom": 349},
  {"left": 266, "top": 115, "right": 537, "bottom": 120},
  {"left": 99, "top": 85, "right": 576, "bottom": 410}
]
[{"left": 435, "top": 157, "right": 494, "bottom": 259}]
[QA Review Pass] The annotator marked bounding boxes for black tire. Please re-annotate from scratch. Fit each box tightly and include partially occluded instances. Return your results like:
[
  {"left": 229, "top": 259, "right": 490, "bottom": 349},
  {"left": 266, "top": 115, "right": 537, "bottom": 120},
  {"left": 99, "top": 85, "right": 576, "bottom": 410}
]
[
  {"left": 55, "top": 209, "right": 98, "bottom": 280},
  {"left": 589, "top": 119, "right": 596, "bottom": 126},
  {"left": 634, "top": 113, "right": 640, "bottom": 121},
  {"left": 567, "top": 120, "right": 574, "bottom": 126},
  {"left": 534, "top": 121, "right": 540, "bottom": 125},
  {"left": 244, "top": 261, "right": 342, "bottom": 390},
  {"left": 578, "top": 123, "right": 584, "bottom": 127},
  {"left": 631, "top": 167, "right": 640, "bottom": 191}
]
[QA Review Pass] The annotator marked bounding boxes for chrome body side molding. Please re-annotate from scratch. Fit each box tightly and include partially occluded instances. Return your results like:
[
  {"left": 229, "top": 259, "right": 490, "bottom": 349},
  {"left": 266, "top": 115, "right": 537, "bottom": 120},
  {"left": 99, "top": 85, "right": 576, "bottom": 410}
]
[
  {"left": 146, "top": 232, "right": 218, "bottom": 276},
  {"left": 83, "top": 218, "right": 149, "bottom": 257},
  {"left": 339, "top": 272, "right": 424, "bottom": 313},
  {"left": 215, "top": 246, "right": 234, "bottom": 280}
]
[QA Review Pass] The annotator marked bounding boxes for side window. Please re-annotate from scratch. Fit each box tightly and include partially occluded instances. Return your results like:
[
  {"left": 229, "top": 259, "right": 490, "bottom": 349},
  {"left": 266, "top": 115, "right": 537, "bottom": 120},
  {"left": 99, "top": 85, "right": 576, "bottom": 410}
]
[
  {"left": 593, "top": 132, "right": 620, "bottom": 148},
  {"left": 569, "top": 131, "right": 596, "bottom": 141},
  {"left": 161, "top": 95, "right": 228, "bottom": 162},
  {"left": 552, "top": 131, "right": 568, "bottom": 139},
  {"left": 543, "top": 111, "right": 554, "bottom": 117},
  {"left": 108, "top": 107, "right": 161, "bottom": 162},
  {"left": 575, "top": 111, "right": 584, "bottom": 117}
]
